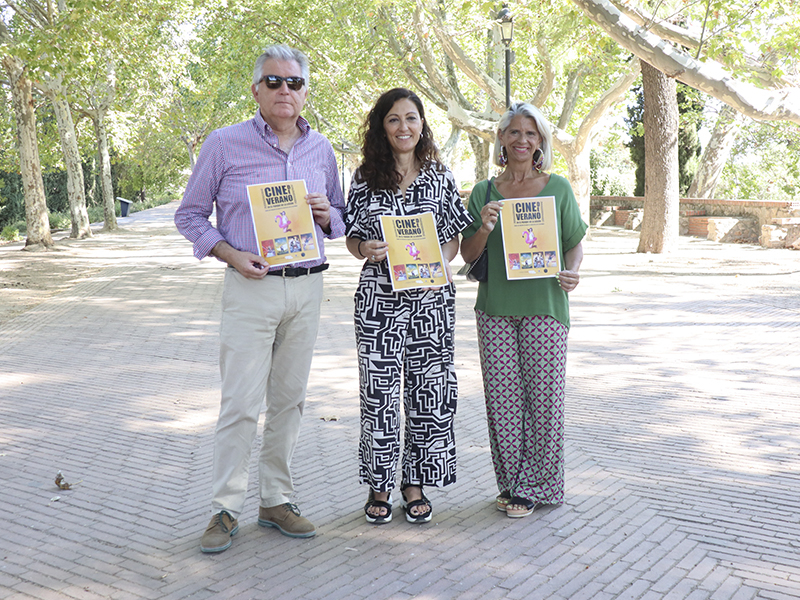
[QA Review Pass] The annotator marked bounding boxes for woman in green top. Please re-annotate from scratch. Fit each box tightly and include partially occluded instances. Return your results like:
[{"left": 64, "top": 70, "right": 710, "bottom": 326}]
[{"left": 461, "top": 103, "right": 587, "bottom": 518}]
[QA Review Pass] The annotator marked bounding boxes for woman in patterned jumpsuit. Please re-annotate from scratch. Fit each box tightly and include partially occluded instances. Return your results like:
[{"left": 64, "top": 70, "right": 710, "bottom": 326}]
[{"left": 344, "top": 88, "right": 473, "bottom": 524}]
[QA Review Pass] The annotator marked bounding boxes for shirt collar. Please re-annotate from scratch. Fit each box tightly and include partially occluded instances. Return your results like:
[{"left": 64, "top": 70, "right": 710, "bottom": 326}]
[{"left": 253, "top": 109, "right": 311, "bottom": 138}]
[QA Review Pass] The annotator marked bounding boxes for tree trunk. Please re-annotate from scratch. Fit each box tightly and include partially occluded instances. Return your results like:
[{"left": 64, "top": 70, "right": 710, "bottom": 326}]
[
  {"left": 687, "top": 105, "right": 740, "bottom": 198},
  {"left": 638, "top": 60, "right": 679, "bottom": 254},
  {"left": 562, "top": 145, "right": 593, "bottom": 241},
  {"left": 440, "top": 125, "right": 461, "bottom": 167},
  {"left": 182, "top": 137, "right": 197, "bottom": 172},
  {"left": 93, "top": 113, "right": 117, "bottom": 231},
  {"left": 2, "top": 55, "right": 53, "bottom": 248},
  {"left": 86, "top": 155, "right": 97, "bottom": 205},
  {"left": 43, "top": 77, "right": 92, "bottom": 239},
  {"left": 469, "top": 133, "right": 491, "bottom": 182},
  {"left": 558, "top": 66, "right": 588, "bottom": 130}
]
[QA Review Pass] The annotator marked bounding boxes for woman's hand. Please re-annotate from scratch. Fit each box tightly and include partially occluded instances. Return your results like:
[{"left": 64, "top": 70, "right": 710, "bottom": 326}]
[
  {"left": 347, "top": 237, "right": 389, "bottom": 262},
  {"left": 480, "top": 200, "right": 503, "bottom": 233},
  {"left": 362, "top": 239, "right": 389, "bottom": 263},
  {"left": 556, "top": 270, "right": 580, "bottom": 292},
  {"left": 557, "top": 242, "right": 584, "bottom": 293}
]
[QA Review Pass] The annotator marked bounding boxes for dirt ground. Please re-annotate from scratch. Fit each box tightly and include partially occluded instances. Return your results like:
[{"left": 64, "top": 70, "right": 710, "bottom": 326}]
[
  {"left": 3, "top": 209, "right": 799, "bottom": 328},
  {"left": 0, "top": 233, "right": 108, "bottom": 325},
  {"left": 0, "top": 203, "right": 183, "bottom": 326},
  {"left": 0, "top": 241, "right": 121, "bottom": 325}
]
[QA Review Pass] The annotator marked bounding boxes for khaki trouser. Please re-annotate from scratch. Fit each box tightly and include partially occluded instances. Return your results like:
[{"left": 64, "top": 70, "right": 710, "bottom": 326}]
[{"left": 211, "top": 268, "right": 323, "bottom": 518}]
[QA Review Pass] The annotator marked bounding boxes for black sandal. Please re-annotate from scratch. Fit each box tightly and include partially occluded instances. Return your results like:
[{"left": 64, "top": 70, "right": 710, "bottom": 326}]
[
  {"left": 364, "top": 490, "right": 392, "bottom": 524},
  {"left": 401, "top": 487, "right": 432, "bottom": 524}
]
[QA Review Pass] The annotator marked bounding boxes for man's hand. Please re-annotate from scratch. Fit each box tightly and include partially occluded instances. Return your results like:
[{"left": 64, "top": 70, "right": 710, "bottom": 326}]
[
  {"left": 307, "top": 193, "right": 331, "bottom": 233},
  {"left": 211, "top": 241, "right": 268, "bottom": 279}
]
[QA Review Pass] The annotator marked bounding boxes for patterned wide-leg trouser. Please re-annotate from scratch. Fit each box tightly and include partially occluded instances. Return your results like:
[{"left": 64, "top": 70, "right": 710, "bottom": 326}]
[
  {"left": 476, "top": 310, "right": 568, "bottom": 504},
  {"left": 355, "top": 267, "right": 458, "bottom": 492}
]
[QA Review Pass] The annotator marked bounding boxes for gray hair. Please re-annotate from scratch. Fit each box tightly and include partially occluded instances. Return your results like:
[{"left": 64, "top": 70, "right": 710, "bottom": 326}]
[
  {"left": 492, "top": 102, "right": 554, "bottom": 171},
  {"left": 252, "top": 44, "right": 310, "bottom": 87}
]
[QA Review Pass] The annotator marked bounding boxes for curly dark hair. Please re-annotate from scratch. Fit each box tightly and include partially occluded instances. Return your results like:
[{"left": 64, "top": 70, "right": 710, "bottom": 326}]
[{"left": 356, "top": 88, "right": 441, "bottom": 192}]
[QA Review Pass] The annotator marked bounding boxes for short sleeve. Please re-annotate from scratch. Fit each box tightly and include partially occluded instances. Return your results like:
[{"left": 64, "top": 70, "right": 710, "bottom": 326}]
[
  {"left": 555, "top": 177, "right": 587, "bottom": 251},
  {"left": 436, "top": 169, "right": 474, "bottom": 243},
  {"left": 461, "top": 180, "right": 492, "bottom": 239},
  {"left": 344, "top": 175, "right": 371, "bottom": 239}
]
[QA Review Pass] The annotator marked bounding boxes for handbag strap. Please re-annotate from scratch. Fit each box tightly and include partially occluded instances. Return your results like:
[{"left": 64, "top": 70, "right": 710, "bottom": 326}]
[{"left": 484, "top": 177, "right": 494, "bottom": 206}]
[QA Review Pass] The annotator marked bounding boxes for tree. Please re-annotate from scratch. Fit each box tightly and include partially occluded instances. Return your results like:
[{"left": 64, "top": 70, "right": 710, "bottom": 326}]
[
  {"left": 572, "top": 0, "right": 799, "bottom": 251},
  {"left": 569, "top": 0, "right": 800, "bottom": 125},
  {"left": 39, "top": 71, "right": 91, "bottom": 238},
  {"left": 638, "top": 61, "right": 679, "bottom": 253},
  {"left": 162, "top": 29, "right": 253, "bottom": 171},
  {"left": 1, "top": 0, "right": 97, "bottom": 238},
  {"left": 676, "top": 85, "right": 703, "bottom": 195},
  {"left": 625, "top": 85, "right": 645, "bottom": 196},
  {"left": 199, "top": 0, "right": 641, "bottom": 227},
  {"left": 716, "top": 118, "right": 800, "bottom": 201},
  {"left": 74, "top": 56, "right": 117, "bottom": 230},
  {"left": 627, "top": 82, "right": 703, "bottom": 196},
  {"left": 2, "top": 0, "right": 193, "bottom": 237},
  {"left": 688, "top": 104, "right": 742, "bottom": 198},
  {"left": 70, "top": 2, "right": 191, "bottom": 229},
  {"left": 1, "top": 51, "right": 52, "bottom": 247}
]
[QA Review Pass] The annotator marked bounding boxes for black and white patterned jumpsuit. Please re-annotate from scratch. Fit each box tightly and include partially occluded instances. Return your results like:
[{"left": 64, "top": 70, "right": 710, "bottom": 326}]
[{"left": 345, "top": 165, "right": 473, "bottom": 492}]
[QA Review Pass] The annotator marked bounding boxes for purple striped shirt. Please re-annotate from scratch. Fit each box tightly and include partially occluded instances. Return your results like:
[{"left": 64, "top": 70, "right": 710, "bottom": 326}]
[{"left": 175, "top": 111, "right": 346, "bottom": 269}]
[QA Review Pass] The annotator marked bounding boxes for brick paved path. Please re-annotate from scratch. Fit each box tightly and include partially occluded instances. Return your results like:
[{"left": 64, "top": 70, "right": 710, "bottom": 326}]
[{"left": 1, "top": 203, "right": 799, "bottom": 600}]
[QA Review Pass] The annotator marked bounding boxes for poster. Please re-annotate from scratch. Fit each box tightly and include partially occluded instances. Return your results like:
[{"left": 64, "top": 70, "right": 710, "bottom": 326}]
[
  {"left": 379, "top": 212, "right": 448, "bottom": 291},
  {"left": 246, "top": 180, "right": 320, "bottom": 267},
  {"left": 499, "top": 196, "right": 561, "bottom": 280}
]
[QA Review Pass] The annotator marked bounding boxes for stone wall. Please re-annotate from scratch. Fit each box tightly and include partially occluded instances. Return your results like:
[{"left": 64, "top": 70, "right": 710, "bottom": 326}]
[
  {"left": 592, "top": 196, "right": 800, "bottom": 249},
  {"left": 707, "top": 217, "right": 759, "bottom": 243}
]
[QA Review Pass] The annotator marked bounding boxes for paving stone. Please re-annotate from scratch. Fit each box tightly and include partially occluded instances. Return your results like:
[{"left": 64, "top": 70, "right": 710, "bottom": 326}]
[{"left": 2, "top": 206, "right": 799, "bottom": 599}]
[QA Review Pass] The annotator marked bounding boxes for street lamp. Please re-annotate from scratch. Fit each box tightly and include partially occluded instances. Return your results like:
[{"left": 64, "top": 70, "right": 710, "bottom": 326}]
[{"left": 497, "top": 5, "right": 514, "bottom": 108}]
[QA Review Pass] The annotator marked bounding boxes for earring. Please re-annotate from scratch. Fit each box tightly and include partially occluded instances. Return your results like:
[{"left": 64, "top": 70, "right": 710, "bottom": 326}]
[
  {"left": 499, "top": 146, "right": 508, "bottom": 167},
  {"left": 532, "top": 148, "right": 543, "bottom": 171}
]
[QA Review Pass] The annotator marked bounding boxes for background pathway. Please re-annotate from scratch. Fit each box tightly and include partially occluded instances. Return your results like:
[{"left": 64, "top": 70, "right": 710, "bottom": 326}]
[{"left": 1, "top": 203, "right": 799, "bottom": 600}]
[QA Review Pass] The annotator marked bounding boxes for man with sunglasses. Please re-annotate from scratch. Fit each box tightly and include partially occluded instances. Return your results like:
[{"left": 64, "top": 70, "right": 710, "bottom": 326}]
[{"left": 175, "top": 44, "right": 345, "bottom": 553}]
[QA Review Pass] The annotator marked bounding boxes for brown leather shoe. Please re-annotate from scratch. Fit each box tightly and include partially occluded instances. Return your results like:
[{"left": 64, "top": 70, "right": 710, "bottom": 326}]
[
  {"left": 200, "top": 510, "right": 238, "bottom": 553},
  {"left": 258, "top": 503, "right": 316, "bottom": 538}
]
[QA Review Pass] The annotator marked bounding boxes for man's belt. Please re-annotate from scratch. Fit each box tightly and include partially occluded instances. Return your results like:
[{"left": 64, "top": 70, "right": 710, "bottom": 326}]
[{"left": 266, "top": 263, "right": 329, "bottom": 278}]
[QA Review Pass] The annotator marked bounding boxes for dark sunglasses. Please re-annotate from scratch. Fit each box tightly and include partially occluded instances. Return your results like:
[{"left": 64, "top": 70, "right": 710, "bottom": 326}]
[{"left": 259, "top": 75, "right": 305, "bottom": 91}]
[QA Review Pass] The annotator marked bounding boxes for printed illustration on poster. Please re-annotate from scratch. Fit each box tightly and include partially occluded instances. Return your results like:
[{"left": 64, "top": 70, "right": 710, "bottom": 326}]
[
  {"left": 246, "top": 179, "right": 320, "bottom": 267},
  {"left": 379, "top": 212, "right": 448, "bottom": 291},
  {"left": 499, "top": 196, "right": 561, "bottom": 280}
]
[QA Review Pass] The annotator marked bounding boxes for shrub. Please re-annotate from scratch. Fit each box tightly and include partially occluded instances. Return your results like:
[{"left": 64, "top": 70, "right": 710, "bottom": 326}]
[
  {"left": 48, "top": 212, "right": 71, "bottom": 230},
  {"left": 1, "top": 225, "right": 20, "bottom": 241},
  {"left": 87, "top": 205, "right": 105, "bottom": 224}
]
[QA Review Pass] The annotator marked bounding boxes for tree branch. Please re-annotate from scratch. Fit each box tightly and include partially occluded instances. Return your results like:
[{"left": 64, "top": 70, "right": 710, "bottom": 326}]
[
  {"left": 607, "top": 0, "right": 795, "bottom": 88},
  {"left": 2, "top": 0, "right": 45, "bottom": 29},
  {"left": 419, "top": 0, "right": 505, "bottom": 114},
  {"left": 570, "top": 0, "right": 800, "bottom": 125},
  {"left": 531, "top": 36, "right": 556, "bottom": 108}
]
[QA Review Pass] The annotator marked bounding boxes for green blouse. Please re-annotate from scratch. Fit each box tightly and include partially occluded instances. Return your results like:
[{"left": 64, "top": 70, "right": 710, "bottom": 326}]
[{"left": 462, "top": 174, "right": 587, "bottom": 328}]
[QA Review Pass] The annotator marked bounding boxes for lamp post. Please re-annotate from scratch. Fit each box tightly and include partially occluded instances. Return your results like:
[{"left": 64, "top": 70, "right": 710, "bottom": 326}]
[{"left": 497, "top": 5, "right": 514, "bottom": 108}]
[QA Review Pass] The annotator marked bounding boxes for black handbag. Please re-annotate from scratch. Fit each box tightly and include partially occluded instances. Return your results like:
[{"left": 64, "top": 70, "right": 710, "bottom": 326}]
[{"left": 465, "top": 180, "right": 493, "bottom": 282}]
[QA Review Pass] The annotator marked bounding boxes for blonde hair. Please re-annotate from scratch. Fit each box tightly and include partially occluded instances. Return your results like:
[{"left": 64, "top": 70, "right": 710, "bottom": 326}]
[{"left": 492, "top": 102, "right": 554, "bottom": 171}]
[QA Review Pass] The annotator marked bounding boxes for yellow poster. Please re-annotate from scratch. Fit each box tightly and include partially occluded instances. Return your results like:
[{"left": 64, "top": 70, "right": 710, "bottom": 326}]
[
  {"left": 246, "top": 180, "right": 321, "bottom": 267},
  {"left": 379, "top": 212, "right": 448, "bottom": 291},
  {"left": 499, "top": 197, "right": 561, "bottom": 280}
]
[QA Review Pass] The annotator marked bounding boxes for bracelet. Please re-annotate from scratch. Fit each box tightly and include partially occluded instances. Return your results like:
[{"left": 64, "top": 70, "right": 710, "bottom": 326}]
[{"left": 357, "top": 239, "right": 366, "bottom": 259}]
